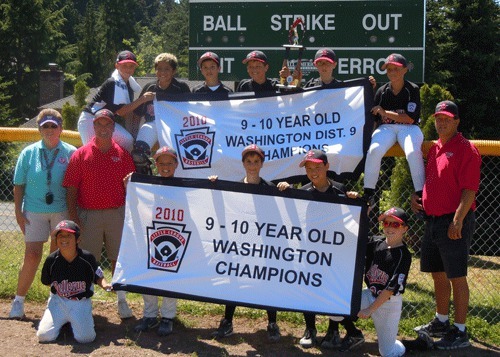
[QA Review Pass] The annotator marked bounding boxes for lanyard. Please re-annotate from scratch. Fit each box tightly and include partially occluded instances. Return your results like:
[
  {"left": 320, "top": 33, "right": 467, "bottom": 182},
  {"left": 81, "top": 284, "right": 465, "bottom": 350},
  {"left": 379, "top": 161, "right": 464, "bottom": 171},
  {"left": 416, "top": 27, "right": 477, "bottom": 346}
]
[{"left": 41, "top": 148, "right": 60, "bottom": 188}]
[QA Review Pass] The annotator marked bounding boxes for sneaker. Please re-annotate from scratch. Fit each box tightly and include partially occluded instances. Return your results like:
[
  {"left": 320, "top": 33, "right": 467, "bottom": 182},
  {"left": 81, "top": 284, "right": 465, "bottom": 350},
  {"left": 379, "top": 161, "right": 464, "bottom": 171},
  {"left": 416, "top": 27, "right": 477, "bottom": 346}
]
[
  {"left": 414, "top": 317, "right": 450, "bottom": 338},
  {"left": 212, "top": 318, "right": 233, "bottom": 339},
  {"left": 117, "top": 300, "right": 133, "bottom": 319},
  {"left": 321, "top": 330, "right": 341, "bottom": 349},
  {"left": 9, "top": 299, "right": 25, "bottom": 320},
  {"left": 157, "top": 318, "right": 173, "bottom": 336},
  {"left": 134, "top": 317, "right": 159, "bottom": 332},
  {"left": 403, "top": 331, "right": 434, "bottom": 351},
  {"left": 339, "top": 332, "right": 365, "bottom": 352},
  {"left": 299, "top": 328, "right": 317, "bottom": 348},
  {"left": 267, "top": 322, "right": 281, "bottom": 342},
  {"left": 434, "top": 326, "right": 470, "bottom": 350}
]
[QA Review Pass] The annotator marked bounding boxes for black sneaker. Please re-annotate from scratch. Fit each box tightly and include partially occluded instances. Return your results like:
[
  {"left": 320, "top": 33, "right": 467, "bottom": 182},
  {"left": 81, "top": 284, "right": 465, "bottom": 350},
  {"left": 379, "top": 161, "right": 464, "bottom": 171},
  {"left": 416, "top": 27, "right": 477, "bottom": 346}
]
[
  {"left": 134, "top": 317, "right": 159, "bottom": 332},
  {"left": 339, "top": 332, "right": 365, "bottom": 352},
  {"left": 267, "top": 322, "right": 281, "bottom": 342},
  {"left": 320, "top": 330, "right": 341, "bottom": 349},
  {"left": 414, "top": 317, "right": 450, "bottom": 338},
  {"left": 434, "top": 326, "right": 470, "bottom": 350},
  {"left": 299, "top": 328, "right": 317, "bottom": 348},
  {"left": 212, "top": 318, "right": 233, "bottom": 339},
  {"left": 402, "top": 332, "right": 434, "bottom": 351},
  {"left": 157, "top": 318, "right": 173, "bottom": 336}
]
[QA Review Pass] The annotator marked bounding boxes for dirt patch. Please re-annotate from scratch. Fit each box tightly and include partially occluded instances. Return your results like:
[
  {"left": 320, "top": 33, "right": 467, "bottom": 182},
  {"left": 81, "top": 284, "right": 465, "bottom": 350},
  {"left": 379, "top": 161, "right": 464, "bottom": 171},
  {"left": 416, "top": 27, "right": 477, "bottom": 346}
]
[{"left": 0, "top": 299, "right": 497, "bottom": 356}]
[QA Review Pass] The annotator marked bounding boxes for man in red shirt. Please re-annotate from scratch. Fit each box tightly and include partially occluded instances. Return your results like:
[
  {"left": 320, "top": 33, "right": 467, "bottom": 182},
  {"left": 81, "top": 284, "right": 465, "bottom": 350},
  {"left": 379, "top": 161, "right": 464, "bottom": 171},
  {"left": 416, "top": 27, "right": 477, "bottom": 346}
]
[
  {"left": 411, "top": 100, "right": 481, "bottom": 350},
  {"left": 64, "top": 109, "right": 135, "bottom": 319}
]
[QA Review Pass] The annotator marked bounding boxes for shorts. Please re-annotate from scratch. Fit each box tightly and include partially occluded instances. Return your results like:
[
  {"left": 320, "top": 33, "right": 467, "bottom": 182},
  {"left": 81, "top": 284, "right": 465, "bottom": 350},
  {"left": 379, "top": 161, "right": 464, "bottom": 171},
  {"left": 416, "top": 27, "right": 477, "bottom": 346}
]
[
  {"left": 24, "top": 211, "right": 68, "bottom": 243},
  {"left": 78, "top": 206, "right": 125, "bottom": 261},
  {"left": 420, "top": 210, "right": 475, "bottom": 279}
]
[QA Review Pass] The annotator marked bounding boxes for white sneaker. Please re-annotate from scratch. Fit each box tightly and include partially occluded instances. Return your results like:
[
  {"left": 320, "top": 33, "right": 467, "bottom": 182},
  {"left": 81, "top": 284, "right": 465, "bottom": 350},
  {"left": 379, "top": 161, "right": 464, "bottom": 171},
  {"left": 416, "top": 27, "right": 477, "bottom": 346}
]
[
  {"left": 9, "top": 299, "right": 25, "bottom": 319},
  {"left": 117, "top": 300, "right": 133, "bottom": 319}
]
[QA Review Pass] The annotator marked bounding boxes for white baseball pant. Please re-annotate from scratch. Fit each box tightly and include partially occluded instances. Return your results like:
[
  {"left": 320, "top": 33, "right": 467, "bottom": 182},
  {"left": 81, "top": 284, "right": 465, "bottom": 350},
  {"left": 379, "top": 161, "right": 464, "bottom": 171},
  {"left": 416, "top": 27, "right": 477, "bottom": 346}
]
[
  {"left": 37, "top": 293, "right": 96, "bottom": 343},
  {"left": 142, "top": 294, "right": 177, "bottom": 319},
  {"left": 361, "top": 289, "right": 405, "bottom": 357},
  {"left": 136, "top": 121, "right": 159, "bottom": 150},
  {"left": 364, "top": 123, "right": 425, "bottom": 192}
]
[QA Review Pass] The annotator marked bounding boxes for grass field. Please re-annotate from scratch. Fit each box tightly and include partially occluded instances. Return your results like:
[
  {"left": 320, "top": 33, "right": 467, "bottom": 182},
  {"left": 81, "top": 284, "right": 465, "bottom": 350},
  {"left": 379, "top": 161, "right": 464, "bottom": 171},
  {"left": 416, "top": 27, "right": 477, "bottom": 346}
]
[{"left": 1, "top": 232, "right": 498, "bottom": 346}]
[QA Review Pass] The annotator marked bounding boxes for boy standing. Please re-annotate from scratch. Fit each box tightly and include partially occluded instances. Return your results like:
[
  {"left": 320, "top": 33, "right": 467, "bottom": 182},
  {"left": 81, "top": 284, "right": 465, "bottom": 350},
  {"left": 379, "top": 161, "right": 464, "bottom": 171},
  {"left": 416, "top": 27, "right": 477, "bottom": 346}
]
[
  {"left": 37, "top": 220, "right": 111, "bottom": 343},
  {"left": 193, "top": 52, "right": 233, "bottom": 93},
  {"left": 236, "top": 51, "right": 278, "bottom": 93},
  {"left": 132, "top": 146, "right": 180, "bottom": 336}
]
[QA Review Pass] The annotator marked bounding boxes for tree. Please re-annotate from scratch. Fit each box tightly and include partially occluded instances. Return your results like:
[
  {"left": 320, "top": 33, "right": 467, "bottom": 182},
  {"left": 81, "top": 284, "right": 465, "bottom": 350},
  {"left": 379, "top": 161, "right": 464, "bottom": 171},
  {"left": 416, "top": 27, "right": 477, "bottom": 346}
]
[
  {"left": 425, "top": 0, "right": 500, "bottom": 139},
  {"left": 61, "top": 80, "right": 89, "bottom": 130},
  {"left": 0, "top": 0, "right": 66, "bottom": 122}
]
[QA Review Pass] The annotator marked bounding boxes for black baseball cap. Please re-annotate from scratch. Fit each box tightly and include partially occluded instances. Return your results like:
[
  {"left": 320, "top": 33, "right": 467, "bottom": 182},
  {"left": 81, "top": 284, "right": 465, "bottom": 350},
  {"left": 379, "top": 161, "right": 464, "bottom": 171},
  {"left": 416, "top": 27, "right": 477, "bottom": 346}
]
[
  {"left": 52, "top": 220, "right": 80, "bottom": 239},
  {"left": 242, "top": 144, "right": 265, "bottom": 161},
  {"left": 116, "top": 50, "right": 138, "bottom": 65},
  {"left": 314, "top": 48, "right": 337, "bottom": 64},
  {"left": 299, "top": 149, "right": 328, "bottom": 167},
  {"left": 153, "top": 146, "right": 178, "bottom": 161},
  {"left": 198, "top": 51, "right": 220, "bottom": 67},
  {"left": 381, "top": 53, "right": 408, "bottom": 70},
  {"left": 93, "top": 109, "right": 115, "bottom": 123},
  {"left": 242, "top": 50, "right": 268, "bottom": 65},
  {"left": 433, "top": 100, "right": 459, "bottom": 119},
  {"left": 378, "top": 207, "right": 409, "bottom": 225}
]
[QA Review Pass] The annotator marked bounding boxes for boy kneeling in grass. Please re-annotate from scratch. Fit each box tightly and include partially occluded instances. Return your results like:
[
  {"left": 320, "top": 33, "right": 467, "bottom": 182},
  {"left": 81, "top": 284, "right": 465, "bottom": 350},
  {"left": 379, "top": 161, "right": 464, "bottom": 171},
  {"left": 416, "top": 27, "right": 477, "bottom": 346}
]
[{"left": 37, "top": 220, "right": 111, "bottom": 343}]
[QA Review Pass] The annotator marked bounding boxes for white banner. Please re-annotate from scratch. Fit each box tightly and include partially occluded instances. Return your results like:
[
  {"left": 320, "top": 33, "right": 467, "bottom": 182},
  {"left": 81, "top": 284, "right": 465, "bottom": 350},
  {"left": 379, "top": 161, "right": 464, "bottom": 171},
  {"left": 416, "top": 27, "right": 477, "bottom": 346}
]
[
  {"left": 154, "top": 79, "right": 373, "bottom": 181},
  {"left": 113, "top": 175, "right": 369, "bottom": 316}
]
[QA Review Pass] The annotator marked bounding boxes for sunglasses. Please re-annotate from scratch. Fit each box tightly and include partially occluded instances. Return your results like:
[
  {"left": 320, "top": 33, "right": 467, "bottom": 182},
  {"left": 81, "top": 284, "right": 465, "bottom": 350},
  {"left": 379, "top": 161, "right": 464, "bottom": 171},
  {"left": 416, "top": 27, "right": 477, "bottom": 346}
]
[
  {"left": 41, "top": 124, "right": 58, "bottom": 129},
  {"left": 382, "top": 221, "right": 406, "bottom": 229}
]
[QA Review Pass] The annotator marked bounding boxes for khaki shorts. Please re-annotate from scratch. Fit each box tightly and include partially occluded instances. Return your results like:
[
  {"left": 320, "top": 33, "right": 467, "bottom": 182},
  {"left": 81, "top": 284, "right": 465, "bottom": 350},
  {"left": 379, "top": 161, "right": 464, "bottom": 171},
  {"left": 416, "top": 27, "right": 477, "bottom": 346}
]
[
  {"left": 24, "top": 211, "right": 68, "bottom": 243},
  {"left": 78, "top": 206, "right": 125, "bottom": 262}
]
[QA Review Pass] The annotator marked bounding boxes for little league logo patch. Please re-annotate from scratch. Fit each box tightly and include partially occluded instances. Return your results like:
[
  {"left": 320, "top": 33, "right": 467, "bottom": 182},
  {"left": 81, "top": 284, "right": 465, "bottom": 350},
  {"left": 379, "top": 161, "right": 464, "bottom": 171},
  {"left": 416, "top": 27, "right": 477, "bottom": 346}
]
[
  {"left": 147, "top": 222, "right": 191, "bottom": 272},
  {"left": 174, "top": 127, "right": 215, "bottom": 169}
]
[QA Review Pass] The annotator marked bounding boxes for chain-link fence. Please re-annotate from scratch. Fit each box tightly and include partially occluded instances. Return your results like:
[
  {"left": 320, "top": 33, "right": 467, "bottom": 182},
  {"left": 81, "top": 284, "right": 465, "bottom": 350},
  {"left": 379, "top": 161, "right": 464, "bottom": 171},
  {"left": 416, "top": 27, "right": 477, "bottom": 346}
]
[{"left": 0, "top": 139, "right": 498, "bottom": 326}]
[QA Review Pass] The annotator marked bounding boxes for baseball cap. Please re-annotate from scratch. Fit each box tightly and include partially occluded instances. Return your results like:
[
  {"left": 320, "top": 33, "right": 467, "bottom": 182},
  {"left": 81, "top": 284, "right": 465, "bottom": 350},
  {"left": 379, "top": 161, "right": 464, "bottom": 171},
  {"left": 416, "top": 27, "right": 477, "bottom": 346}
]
[
  {"left": 93, "top": 109, "right": 115, "bottom": 123},
  {"left": 378, "top": 207, "right": 409, "bottom": 225},
  {"left": 299, "top": 149, "right": 328, "bottom": 167},
  {"left": 242, "top": 50, "right": 268, "bottom": 65},
  {"left": 38, "top": 115, "right": 62, "bottom": 127},
  {"left": 198, "top": 51, "right": 220, "bottom": 67},
  {"left": 51, "top": 220, "right": 80, "bottom": 239},
  {"left": 116, "top": 50, "right": 138, "bottom": 65},
  {"left": 433, "top": 100, "right": 459, "bottom": 119},
  {"left": 313, "top": 48, "right": 337, "bottom": 65},
  {"left": 241, "top": 144, "right": 265, "bottom": 161},
  {"left": 153, "top": 146, "right": 178, "bottom": 161},
  {"left": 381, "top": 53, "right": 408, "bottom": 70}
]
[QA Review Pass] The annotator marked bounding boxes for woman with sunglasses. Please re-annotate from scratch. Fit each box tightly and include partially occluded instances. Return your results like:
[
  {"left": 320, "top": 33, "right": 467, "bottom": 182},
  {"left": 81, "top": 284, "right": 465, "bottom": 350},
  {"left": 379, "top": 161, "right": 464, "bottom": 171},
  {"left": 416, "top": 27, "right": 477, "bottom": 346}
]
[
  {"left": 338, "top": 207, "right": 412, "bottom": 356},
  {"left": 9, "top": 109, "right": 76, "bottom": 320}
]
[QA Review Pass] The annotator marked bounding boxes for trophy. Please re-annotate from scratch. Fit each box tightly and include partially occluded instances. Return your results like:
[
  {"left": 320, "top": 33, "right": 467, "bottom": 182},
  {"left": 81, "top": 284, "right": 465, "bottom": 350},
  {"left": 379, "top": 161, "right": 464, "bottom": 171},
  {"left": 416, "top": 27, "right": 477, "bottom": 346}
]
[{"left": 278, "top": 18, "right": 305, "bottom": 90}]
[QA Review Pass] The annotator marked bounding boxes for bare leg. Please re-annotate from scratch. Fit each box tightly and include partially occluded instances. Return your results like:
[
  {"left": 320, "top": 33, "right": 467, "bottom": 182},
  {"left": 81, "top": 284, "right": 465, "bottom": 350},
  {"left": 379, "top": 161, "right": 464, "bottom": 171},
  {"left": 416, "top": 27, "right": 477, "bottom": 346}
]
[
  {"left": 16, "top": 242, "right": 44, "bottom": 296},
  {"left": 450, "top": 276, "right": 469, "bottom": 324},
  {"left": 431, "top": 272, "right": 451, "bottom": 316}
]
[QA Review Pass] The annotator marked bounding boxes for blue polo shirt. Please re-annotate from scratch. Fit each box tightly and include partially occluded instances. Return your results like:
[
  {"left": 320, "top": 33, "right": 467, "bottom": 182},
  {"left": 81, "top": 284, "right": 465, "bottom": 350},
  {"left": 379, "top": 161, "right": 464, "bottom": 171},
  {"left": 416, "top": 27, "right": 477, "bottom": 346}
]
[{"left": 14, "top": 140, "right": 76, "bottom": 213}]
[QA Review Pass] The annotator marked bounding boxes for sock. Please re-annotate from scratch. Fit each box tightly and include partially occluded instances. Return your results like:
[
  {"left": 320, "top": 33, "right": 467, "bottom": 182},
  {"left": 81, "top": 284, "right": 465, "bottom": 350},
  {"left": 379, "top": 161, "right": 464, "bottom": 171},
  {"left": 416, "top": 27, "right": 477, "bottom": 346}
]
[
  {"left": 116, "top": 290, "right": 127, "bottom": 302},
  {"left": 14, "top": 295, "right": 25, "bottom": 303},
  {"left": 364, "top": 188, "right": 375, "bottom": 198},
  {"left": 327, "top": 319, "right": 339, "bottom": 333},
  {"left": 454, "top": 323, "right": 466, "bottom": 332},
  {"left": 342, "top": 318, "right": 362, "bottom": 336},
  {"left": 436, "top": 313, "right": 449, "bottom": 323}
]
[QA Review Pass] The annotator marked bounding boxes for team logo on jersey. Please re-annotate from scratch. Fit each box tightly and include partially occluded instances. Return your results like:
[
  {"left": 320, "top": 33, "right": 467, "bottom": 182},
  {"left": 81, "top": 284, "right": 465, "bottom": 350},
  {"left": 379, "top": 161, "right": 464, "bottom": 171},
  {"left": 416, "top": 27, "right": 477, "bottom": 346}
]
[
  {"left": 407, "top": 102, "right": 417, "bottom": 113},
  {"left": 147, "top": 222, "right": 191, "bottom": 272},
  {"left": 174, "top": 127, "right": 215, "bottom": 169}
]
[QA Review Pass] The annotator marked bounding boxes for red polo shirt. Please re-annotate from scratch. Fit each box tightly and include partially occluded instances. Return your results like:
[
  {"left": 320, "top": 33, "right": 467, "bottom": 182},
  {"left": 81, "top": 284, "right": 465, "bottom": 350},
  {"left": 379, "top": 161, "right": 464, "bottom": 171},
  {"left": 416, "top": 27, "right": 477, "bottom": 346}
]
[
  {"left": 422, "top": 133, "right": 481, "bottom": 216},
  {"left": 63, "top": 139, "right": 135, "bottom": 210}
]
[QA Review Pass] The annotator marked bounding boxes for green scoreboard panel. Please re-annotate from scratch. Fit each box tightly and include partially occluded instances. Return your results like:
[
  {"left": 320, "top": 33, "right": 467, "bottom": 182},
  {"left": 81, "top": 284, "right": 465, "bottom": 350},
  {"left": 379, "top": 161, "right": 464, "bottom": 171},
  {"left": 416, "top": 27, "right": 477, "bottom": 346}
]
[{"left": 189, "top": 0, "right": 425, "bottom": 83}]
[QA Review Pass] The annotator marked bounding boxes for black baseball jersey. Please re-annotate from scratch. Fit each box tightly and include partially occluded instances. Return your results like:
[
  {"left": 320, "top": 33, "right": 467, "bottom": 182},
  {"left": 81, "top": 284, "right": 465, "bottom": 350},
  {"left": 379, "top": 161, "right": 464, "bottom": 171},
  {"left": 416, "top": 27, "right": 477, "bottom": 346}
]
[
  {"left": 236, "top": 78, "right": 279, "bottom": 93},
  {"left": 84, "top": 78, "right": 134, "bottom": 114},
  {"left": 192, "top": 82, "right": 233, "bottom": 93},
  {"left": 373, "top": 80, "right": 421, "bottom": 124},
  {"left": 364, "top": 236, "right": 412, "bottom": 297},
  {"left": 134, "top": 79, "right": 190, "bottom": 122},
  {"left": 41, "top": 248, "right": 104, "bottom": 300},
  {"left": 239, "top": 177, "right": 275, "bottom": 186},
  {"left": 304, "top": 77, "right": 342, "bottom": 89},
  {"left": 300, "top": 178, "right": 347, "bottom": 197}
]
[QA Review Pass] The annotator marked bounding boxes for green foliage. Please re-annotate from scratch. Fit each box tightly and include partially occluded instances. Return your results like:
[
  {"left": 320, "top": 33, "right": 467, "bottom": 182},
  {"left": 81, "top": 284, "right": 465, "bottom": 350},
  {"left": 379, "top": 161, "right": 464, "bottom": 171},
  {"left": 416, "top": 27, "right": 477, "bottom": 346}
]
[{"left": 61, "top": 80, "right": 89, "bottom": 130}]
